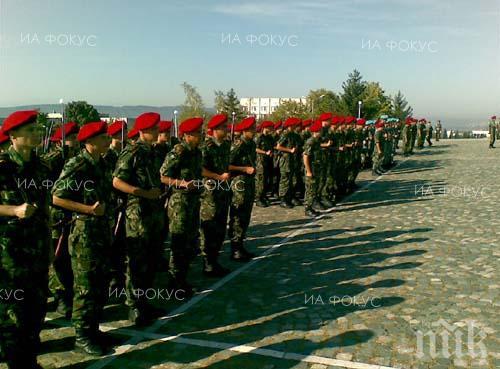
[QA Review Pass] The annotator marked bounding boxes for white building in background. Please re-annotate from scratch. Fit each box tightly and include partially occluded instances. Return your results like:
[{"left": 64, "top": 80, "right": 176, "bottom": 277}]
[
  {"left": 240, "top": 97, "right": 307, "bottom": 120},
  {"left": 100, "top": 117, "right": 128, "bottom": 124}
]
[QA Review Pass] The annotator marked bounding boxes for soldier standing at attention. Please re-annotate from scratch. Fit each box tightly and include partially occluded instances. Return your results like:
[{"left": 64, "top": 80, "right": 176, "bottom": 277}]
[
  {"left": 271, "top": 121, "right": 283, "bottom": 199},
  {"left": 0, "top": 110, "right": 50, "bottom": 369},
  {"left": 113, "top": 112, "right": 165, "bottom": 325},
  {"left": 199, "top": 114, "right": 231, "bottom": 277},
  {"left": 255, "top": 121, "right": 275, "bottom": 207},
  {"left": 372, "top": 120, "right": 385, "bottom": 175},
  {"left": 103, "top": 121, "right": 127, "bottom": 293},
  {"left": 402, "top": 118, "right": 412, "bottom": 156},
  {"left": 155, "top": 120, "right": 173, "bottom": 161},
  {"left": 426, "top": 121, "right": 433, "bottom": 147},
  {"left": 410, "top": 119, "right": 417, "bottom": 154},
  {"left": 52, "top": 121, "right": 113, "bottom": 356},
  {"left": 228, "top": 117, "right": 257, "bottom": 261},
  {"left": 303, "top": 119, "right": 322, "bottom": 218},
  {"left": 435, "top": 120, "right": 442, "bottom": 142},
  {"left": 488, "top": 116, "right": 496, "bottom": 149},
  {"left": 43, "top": 122, "right": 80, "bottom": 319},
  {"left": 276, "top": 118, "right": 299, "bottom": 208},
  {"left": 161, "top": 117, "right": 203, "bottom": 294},
  {"left": 317, "top": 113, "right": 333, "bottom": 209}
]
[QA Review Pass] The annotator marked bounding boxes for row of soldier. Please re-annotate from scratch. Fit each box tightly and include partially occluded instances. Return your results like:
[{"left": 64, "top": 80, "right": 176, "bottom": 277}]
[{"left": 0, "top": 110, "right": 432, "bottom": 368}]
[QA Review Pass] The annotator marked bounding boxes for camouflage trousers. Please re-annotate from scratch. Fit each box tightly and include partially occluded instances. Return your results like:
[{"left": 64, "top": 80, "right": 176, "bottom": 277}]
[
  {"left": 321, "top": 154, "right": 336, "bottom": 200},
  {"left": 69, "top": 218, "right": 111, "bottom": 331},
  {"left": 200, "top": 188, "right": 230, "bottom": 265},
  {"left": 255, "top": 157, "right": 273, "bottom": 200},
  {"left": 228, "top": 175, "right": 255, "bottom": 245},
  {"left": 0, "top": 225, "right": 49, "bottom": 368},
  {"left": 48, "top": 223, "right": 74, "bottom": 307},
  {"left": 372, "top": 151, "right": 383, "bottom": 172},
  {"left": 168, "top": 192, "right": 200, "bottom": 283},
  {"left": 304, "top": 174, "right": 319, "bottom": 207}
]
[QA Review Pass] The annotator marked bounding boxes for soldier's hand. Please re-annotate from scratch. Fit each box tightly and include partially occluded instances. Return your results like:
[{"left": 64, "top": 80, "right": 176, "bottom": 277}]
[
  {"left": 14, "top": 203, "right": 37, "bottom": 219},
  {"left": 306, "top": 171, "right": 313, "bottom": 177},
  {"left": 219, "top": 172, "right": 231, "bottom": 181},
  {"left": 290, "top": 147, "right": 296, "bottom": 154},
  {"left": 245, "top": 167, "right": 255, "bottom": 175},
  {"left": 90, "top": 202, "right": 105, "bottom": 217},
  {"left": 266, "top": 150, "right": 272, "bottom": 156},
  {"left": 144, "top": 188, "right": 162, "bottom": 199}
]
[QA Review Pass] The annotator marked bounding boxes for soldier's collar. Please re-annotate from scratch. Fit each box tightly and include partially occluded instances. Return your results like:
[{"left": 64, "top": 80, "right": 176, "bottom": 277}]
[
  {"left": 82, "top": 148, "right": 101, "bottom": 166},
  {"left": 8, "top": 145, "right": 34, "bottom": 167}
]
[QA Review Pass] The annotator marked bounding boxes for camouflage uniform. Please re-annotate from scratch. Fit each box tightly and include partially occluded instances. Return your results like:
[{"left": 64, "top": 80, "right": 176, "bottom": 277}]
[
  {"left": 199, "top": 136, "right": 231, "bottom": 271},
  {"left": 0, "top": 147, "right": 50, "bottom": 368},
  {"left": 303, "top": 135, "right": 321, "bottom": 208},
  {"left": 416, "top": 122, "right": 425, "bottom": 149},
  {"left": 291, "top": 129, "right": 305, "bottom": 200},
  {"left": 102, "top": 146, "right": 127, "bottom": 291},
  {"left": 161, "top": 140, "right": 202, "bottom": 285},
  {"left": 52, "top": 148, "right": 112, "bottom": 339},
  {"left": 372, "top": 128, "right": 385, "bottom": 174},
  {"left": 277, "top": 130, "right": 295, "bottom": 203},
  {"left": 317, "top": 126, "right": 330, "bottom": 203},
  {"left": 255, "top": 132, "right": 274, "bottom": 203},
  {"left": 402, "top": 124, "right": 412, "bottom": 156},
  {"left": 228, "top": 135, "right": 256, "bottom": 252},
  {"left": 43, "top": 145, "right": 78, "bottom": 315},
  {"left": 114, "top": 140, "right": 165, "bottom": 313},
  {"left": 489, "top": 120, "right": 496, "bottom": 148},
  {"left": 410, "top": 123, "right": 417, "bottom": 153}
]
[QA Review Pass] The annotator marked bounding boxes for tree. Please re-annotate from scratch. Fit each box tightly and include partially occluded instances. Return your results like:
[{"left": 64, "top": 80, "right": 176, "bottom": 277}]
[
  {"left": 341, "top": 69, "right": 366, "bottom": 116},
  {"left": 361, "top": 82, "right": 392, "bottom": 119},
  {"left": 179, "top": 82, "right": 207, "bottom": 122},
  {"left": 214, "top": 90, "right": 225, "bottom": 113},
  {"left": 64, "top": 101, "right": 100, "bottom": 126},
  {"left": 36, "top": 111, "right": 50, "bottom": 130},
  {"left": 391, "top": 91, "right": 413, "bottom": 121},
  {"left": 306, "top": 89, "right": 344, "bottom": 117},
  {"left": 269, "top": 100, "right": 309, "bottom": 121},
  {"left": 223, "top": 88, "right": 244, "bottom": 120}
]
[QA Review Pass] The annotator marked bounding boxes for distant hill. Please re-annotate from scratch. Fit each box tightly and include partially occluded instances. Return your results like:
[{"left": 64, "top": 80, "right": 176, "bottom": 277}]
[{"left": 0, "top": 104, "right": 489, "bottom": 130}]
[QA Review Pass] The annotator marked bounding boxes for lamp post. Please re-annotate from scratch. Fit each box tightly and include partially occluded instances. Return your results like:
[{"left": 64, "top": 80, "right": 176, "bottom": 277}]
[
  {"left": 173, "top": 110, "right": 178, "bottom": 137},
  {"left": 59, "top": 98, "right": 65, "bottom": 159},
  {"left": 358, "top": 100, "right": 362, "bottom": 119}
]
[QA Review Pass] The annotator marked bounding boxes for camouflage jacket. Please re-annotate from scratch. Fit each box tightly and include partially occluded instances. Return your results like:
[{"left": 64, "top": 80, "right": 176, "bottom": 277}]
[
  {"left": 230, "top": 136, "right": 256, "bottom": 178},
  {"left": 303, "top": 136, "right": 321, "bottom": 174},
  {"left": 160, "top": 140, "right": 203, "bottom": 193},
  {"left": 114, "top": 140, "right": 163, "bottom": 211}
]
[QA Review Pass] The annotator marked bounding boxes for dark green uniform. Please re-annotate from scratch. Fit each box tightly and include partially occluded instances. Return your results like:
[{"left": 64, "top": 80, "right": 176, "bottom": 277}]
[
  {"left": 255, "top": 133, "right": 274, "bottom": 203},
  {"left": 303, "top": 136, "right": 321, "bottom": 208},
  {"left": 277, "top": 130, "right": 295, "bottom": 203},
  {"left": 228, "top": 135, "right": 256, "bottom": 252},
  {"left": 410, "top": 123, "right": 417, "bottom": 153},
  {"left": 200, "top": 136, "right": 231, "bottom": 271},
  {"left": 43, "top": 145, "right": 78, "bottom": 315},
  {"left": 489, "top": 120, "right": 496, "bottom": 148},
  {"left": 372, "top": 128, "right": 384, "bottom": 173},
  {"left": 416, "top": 122, "right": 425, "bottom": 149},
  {"left": 114, "top": 140, "right": 165, "bottom": 312},
  {"left": 53, "top": 149, "right": 111, "bottom": 338},
  {"left": 0, "top": 147, "right": 50, "bottom": 368},
  {"left": 161, "top": 141, "right": 202, "bottom": 286}
]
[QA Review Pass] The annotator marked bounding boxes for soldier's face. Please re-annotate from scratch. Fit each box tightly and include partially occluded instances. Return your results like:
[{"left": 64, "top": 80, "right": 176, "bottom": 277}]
[
  {"left": 243, "top": 130, "right": 255, "bottom": 140},
  {"left": 185, "top": 130, "right": 201, "bottom": 147},
  {"left": 10, "top": 123, "right": 41, "bottom": 148},
  {"left": 65, "top": 134, "right": 78, "bottom": 148},
  {"left": 88, "top": 134, "right": 110, "bottom": 155},
  {"left": 158, "top": 132, "right": 169, "bottom": 143},
  {"left": 213, "top": 127, "right": 227, "bottom": 140},
  {"left": 140, "top": 126, "right": 159, "bottom": 143}
]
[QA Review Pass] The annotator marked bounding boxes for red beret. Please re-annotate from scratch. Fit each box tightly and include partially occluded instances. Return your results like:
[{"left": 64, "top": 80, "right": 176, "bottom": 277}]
[
  {"left": 51, "top": 122, "right": 80, "bottom": 142},
  {"left": 309, "top": 119, "right": 322, "bottom": 133},
  {"left": 259, "top": 120, "right": 274, "bottom": 131},
  {"left": 179, "top": 117, "right": 203, "bottom": 135},
  {"left": 134, "top": 112, "right": 160, "bottom": 131},
  {"left": 158, "top": 120, "right": 173, "bottom": 133},
  {"left": 2, "top": 110, "right": 38, "bottom": 133},
  {"left": 234, "top": 116, "right": 256, "bottom": 132},
  {"left": 491, "top": 115, "right": 497, "bottom": 120},
  {"left": 107, "top": 121, "right": 127, "bottom": 136},
  {"left": 208, "top": 114, "right": 228, "bottom": 130},
  {"left": 318, "top": 112, "right": 332, "bottom": 122},
  {"left": 356, "top": 118, "right": 366, "bottom": 126},
  {"left": 274, "top": 121, "right": 282, "bottom": 130},
  {"left": 127, "top": 127, "right": 139, "bottom": 139},
  {"left": 0, "top": 129, "right": 9, "bottom": 144},
  {"left": 284, "top": 117, "right": 301, "bottom": 128},
  {"left": 77, "top": 121, "right": 108, "bottom": 142},
  {"left": 345, "top": 116, "right": 355, "bottom": 124},
  {"left": 338, "top": 116, "right": 346, "bottom": 124},
  {"left": 375, "top": 120, "right": 385, "bottom": 128},
  {"left": 302, "top": 119, "right": 313, "bottom": 128}
]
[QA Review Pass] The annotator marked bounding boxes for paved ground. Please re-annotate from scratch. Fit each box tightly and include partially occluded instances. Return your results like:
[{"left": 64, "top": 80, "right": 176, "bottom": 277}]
[{"left": 4, "top": 139, "right": 499, "bottom": 369}]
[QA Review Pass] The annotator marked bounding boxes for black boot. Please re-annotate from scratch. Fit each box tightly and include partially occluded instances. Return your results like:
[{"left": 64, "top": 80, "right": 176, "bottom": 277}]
[
  {"left": 230, "top": 242, "right": 255, "bottom": 262},
  {"left": 305, "top": 206, "right": 319, "bottom": 217},
  {"left": 312, "top": 200, "right": 327, "bottom": 211},
  {"left": 291, "top": 197, "right": 302, "bottom": 206},
  {"left": 75, "top": 329, "right": 105, "bottom": 356},
  {"left": 203, "top": 258, "right": 230, "bottom": 277},
  {"left": 279, "top": 199, "right": 294, "bottom": 208},
  {"left": 55, "top": 292, "right": 72, "bottom": 319},
  {"left": 255, "top": 198, "right": 269, "bottom": 207}
]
